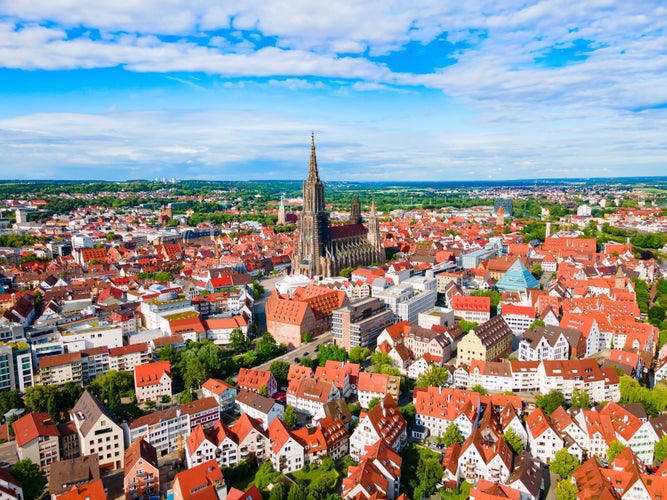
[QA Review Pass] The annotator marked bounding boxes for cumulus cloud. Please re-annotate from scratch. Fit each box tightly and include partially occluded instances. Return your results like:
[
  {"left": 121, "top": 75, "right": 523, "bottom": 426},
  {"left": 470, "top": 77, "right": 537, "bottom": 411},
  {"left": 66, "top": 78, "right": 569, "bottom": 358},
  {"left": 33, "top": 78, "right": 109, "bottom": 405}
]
[{"left": 1, "top": 1, "right": 666, "bottom": 179}]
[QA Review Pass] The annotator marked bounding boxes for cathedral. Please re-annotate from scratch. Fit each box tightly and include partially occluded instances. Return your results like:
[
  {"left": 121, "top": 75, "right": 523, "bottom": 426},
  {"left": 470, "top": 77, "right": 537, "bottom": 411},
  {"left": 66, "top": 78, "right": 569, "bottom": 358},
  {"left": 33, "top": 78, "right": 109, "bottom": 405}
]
[{"left": 293, "top": 135, "right": 384, "bottom": 278}]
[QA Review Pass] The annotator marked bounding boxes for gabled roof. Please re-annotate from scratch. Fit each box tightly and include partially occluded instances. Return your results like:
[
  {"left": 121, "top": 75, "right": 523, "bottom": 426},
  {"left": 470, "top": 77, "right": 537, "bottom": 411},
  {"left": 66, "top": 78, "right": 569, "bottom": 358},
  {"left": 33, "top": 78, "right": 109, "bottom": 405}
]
[
  {"left": 134, "top": 361, "right": 170, "bottom": 387},
  {"left": 201, "top": 378, "right": 234, "bottom": 395},
  {"left": 125, "top": 438, "right": 157, "bottom": 472},
  {"left": 13, "top": 412, "right": 59, "bottom": 448}
]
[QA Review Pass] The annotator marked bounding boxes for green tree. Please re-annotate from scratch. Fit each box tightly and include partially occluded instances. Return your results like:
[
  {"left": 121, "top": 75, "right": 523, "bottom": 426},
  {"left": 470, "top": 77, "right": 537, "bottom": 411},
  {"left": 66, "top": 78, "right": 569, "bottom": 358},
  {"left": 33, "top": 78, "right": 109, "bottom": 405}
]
[
  {"left": 256, "top": 332, "right": 282, "bottom": 359},
  {"left": 254, "top": 461, "right": 280, "bottom": 490},
  {"left": 550, "top": 449, "right": 580, "bottom": 479},
  {"left": 470, "top": 384, "right": 488, "bottom": 395},
  {"left": 529, "top": 319, "right": 546, "bottom": 330},
  {"left": 655, "top": 435, "right": 667, "bottom": 463},
  {"left": 536, "top": 390, "right": 566, "bottom": 415},
  {"left": 24, "top": 385, "right": 59, "bottom": 414},
  {"left": 370, "top": 350, "right": 392, "bottom": 370},
  {"left": 160, "top": 395, "right": 172, "bottom": 404},
  {"left": 400, "top": 402, "right": 416, "bottom": 425},
  {"left": 270, "top": 360, "right": 291, "bottom": 386},
  {"left": 302, "top": 332, "right": 312, "bottom": 342},
  {"left": 88, "top": 370, "right": 135, "bottom": 406},
  {"left": 183, "top": 357, "right": 209, "bottom": 389},
  {"left": 442, "top": 422, "right": 463, "bottom": 446},
  {"left": 0, "top": 390, "right": 23, "bottom": 417},
  {"left": 531, "top": 262, "right": 543, "bottom": 279},
  {"left": 416, "top": 365, "right": 449, "bottom": 388},
  {"left": 459, "top": 320, "right": 478, "bottom": 333},
  {"left": 317, "top": 344, "right": 349, "bottom": 366},
  {"left": 178, "top": 390, "right": 198, "bottom": 404},
  {"left": 283, "top": 406, "right": 298, "bottom": 429},
  {"left": 339, "top": 267, "right": 354, "bottom": 279},
  {"left": 33, "top": 290, "right": 44, "bottom": 317},
  {"left": 258, "top": 384, "right": 269, "bottom": 397},
  {"left": 229, "top": 329, "right": 251, "bottom": 354},
  {"left": 555, "top": 479, "right": 578, "bottom": 500},
  {"left": 46, "top": 391, "right": 62, "bottom": 423},
  {"left": 299, "top": 357, "right": 316, "bottom": 369},
  {"left": 607, "top": 440, "right": 627, "bottom": 463},
  {"left": 156, "top": 345, "right": 181, "bottom": 364},
  {"left": 570, "top": 388, "right": 591, "bottom": 409},
  {"left": 416, "top": 457, "right": 444, "bottom": 497},
  {"left": 653, "top": 436, "right": 667, "bottom": 463},
  {"left": 12, "top": 459, "right": 47, "bottom": 500},
  {"left": 269, "top": 482, "right": 289, "bottom": 500},
  {"left": 367, "top": 397, "right": 381, "bottom": 410},
  {"left": 349, "top": 346, "right": 371, "bottom": 364},
  {"left": 154, "top": 271, "right": 174, "bottom": 282},
  {"left": 7, "top": 413, "right": 18, "bottom": 438},
  {"left": 287, "top": 484, "right": 308, "bottom": 500},
  {"left": 502, "top": 427, "right": 525, "bottom": 455},
  {"left": 649, "top": 305, "right": 666, "bottom": 326}
]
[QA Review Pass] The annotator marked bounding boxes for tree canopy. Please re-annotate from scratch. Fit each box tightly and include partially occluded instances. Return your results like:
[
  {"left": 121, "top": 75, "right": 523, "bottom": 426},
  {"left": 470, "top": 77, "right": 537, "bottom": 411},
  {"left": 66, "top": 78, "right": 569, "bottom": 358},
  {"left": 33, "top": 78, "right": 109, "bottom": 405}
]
[
  {"left": 550, "top": 449, "right": 580, "bottom": 479},
  {"left": 442, "top": 422, "right": 464, "bottom": 446},
  {"left": 415, "top": 365, "right": 450, "bottom": 388},
  {"left": 536, "top": 390, "right": 566, "bottom": 415},
  {"left": 12, "top": 459, "right": 47, "bottom": 500}
]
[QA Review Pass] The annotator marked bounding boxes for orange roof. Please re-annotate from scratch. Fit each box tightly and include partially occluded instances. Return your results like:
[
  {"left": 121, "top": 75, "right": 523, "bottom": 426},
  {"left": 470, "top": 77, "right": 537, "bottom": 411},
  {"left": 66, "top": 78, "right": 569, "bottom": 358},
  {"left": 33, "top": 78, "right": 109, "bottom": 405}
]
[
  {"left": 173, "top": 459, "right": 224, "bottom": 499},
  {"left": 134, "top": 361, "right": 171, "bottom": 388},
  {"left": 54, "top": 479, "right": 107, "bottom": 500},
  {"left": 452, "top": 294, "right": 490, "bottom": 312},
  {"left": 13, "top": 412, "right": 59, "bottom": 448},
  {"left": 201, "top": 378, "right": 234, "bottom": 395},
  {"left": 357, "top": 372, "right": 390, "bottom": 393},
  {"left": 414, "top": 386, "right": 480, "bottom": 423},
  {"left": 287, "top": 364, "right": 313, "bottom": 382},
  {"left": 237, "top": 368, "right": 274, "bottom": 391},
  {"left": 109, "top": 342, "right": 148, "bottom": 357}
]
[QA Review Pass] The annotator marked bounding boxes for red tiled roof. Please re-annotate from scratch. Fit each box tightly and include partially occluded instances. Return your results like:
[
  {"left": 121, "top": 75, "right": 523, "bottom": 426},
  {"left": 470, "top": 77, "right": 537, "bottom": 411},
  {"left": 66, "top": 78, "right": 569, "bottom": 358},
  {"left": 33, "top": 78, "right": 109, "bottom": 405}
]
[{"left": 13, "top": 412, "right": 59, "bottom": 448}]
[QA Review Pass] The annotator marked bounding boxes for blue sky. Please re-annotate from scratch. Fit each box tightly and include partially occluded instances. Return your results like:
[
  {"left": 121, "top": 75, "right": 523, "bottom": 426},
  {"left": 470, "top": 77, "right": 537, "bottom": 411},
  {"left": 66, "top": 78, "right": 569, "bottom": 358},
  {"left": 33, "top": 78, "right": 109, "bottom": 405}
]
[{"left": 0, "top": 1, "right": 666, "bottom": 181}]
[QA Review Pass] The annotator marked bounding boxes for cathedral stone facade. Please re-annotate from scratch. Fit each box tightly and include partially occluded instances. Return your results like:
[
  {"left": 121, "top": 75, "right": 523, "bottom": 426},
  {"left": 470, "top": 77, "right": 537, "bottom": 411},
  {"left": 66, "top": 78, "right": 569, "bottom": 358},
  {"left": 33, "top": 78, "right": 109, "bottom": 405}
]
[{"left": 293, "top": 135, "right": 384, "bottom": 278}]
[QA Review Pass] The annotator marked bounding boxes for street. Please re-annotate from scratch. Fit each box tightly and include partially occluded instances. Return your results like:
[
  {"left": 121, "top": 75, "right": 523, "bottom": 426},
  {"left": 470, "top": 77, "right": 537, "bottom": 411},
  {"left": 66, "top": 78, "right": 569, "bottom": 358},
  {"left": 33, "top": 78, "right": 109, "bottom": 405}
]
[{"left": 0, "top": 440, "right": 16, "bottom": 467}]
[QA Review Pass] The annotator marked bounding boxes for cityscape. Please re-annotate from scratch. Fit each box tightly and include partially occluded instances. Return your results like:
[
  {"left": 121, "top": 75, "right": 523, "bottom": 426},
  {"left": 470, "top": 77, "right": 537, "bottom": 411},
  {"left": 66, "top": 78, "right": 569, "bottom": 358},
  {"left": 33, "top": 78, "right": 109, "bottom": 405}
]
[{"left": 1, "top": 2, "right": 667, "bottom": 500}]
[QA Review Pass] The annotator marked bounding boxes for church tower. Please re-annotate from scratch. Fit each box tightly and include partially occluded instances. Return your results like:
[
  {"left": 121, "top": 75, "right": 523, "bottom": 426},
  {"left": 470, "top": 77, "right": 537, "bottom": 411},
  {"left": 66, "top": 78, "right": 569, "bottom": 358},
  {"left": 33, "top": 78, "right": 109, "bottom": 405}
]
[
  {"left": 277, "top": 193, "right": 286, "bottom": 225},
  {"left": 350, "top": 196, "right": 362, "bottom": 225},
  {"left": 367, "top": 200, "right": 384, "bottom": 264},
  {"left": 294, "top": 134, "right": 330, "bottom": 276}
]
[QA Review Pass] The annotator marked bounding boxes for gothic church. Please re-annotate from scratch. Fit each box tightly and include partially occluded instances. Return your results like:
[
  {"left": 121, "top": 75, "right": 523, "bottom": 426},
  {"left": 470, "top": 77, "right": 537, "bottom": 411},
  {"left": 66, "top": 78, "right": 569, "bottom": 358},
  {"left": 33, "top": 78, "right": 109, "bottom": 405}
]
[{"left": 293, "top": 135, "right": 384, "bottom": 278}]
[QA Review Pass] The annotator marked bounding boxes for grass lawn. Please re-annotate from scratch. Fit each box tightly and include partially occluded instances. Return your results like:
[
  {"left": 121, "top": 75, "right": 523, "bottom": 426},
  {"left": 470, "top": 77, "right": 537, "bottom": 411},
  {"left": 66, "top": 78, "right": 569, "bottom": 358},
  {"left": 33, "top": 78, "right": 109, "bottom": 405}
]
[
  {"left": 400, "top": 443, "right": 442, "bottom": 498},
  {"left": 288, "top": 466, "right": 339, "bottom": 488},
  {"left": 440, "top": 481, "right": 473, "bottom": 500}
]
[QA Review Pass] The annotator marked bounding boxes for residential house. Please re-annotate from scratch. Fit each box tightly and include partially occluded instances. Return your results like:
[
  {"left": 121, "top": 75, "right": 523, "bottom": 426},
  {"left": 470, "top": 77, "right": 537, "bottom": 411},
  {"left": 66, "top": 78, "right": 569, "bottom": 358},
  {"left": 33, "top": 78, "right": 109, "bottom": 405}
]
[
  {"left": 413, "top": 386, "right": 481, "bottom": 439},
  {"left": 457, "top": 428, "right": 514, "bottom": 485},
  {"left": 70, "top": 390, "right": 124, "bottom": 471},
  {"left": 172, "top": 459, "right": 226, "bottom": 500},
  {"left": 12, "top": 412, "right": 60, "bottom": 475},
  {"left": 236, "top": 368, "right": 277, "bottom": 397},
  {"left": 124, "top": 439, "right": 159, "bottom": 500},
  {"left": 525, "top": 408, "right": 562, "bottom": 464},
  {"left": 518, "top": 325, "right": 584, "bottom": 361},
  {"left": 286, "top": 377, "right": 340, "bottom": 417},
  {"left": 134, "top": 361, "right": 171, "bottom": 403},
  {"left": 356, "top": 372, "right": 400, "bottom": 408},
  {"left": 235, "top": 389, "right": 284, "bottom": 430},
  {"left": 349, "top": 395, "right": 407, "bottom": 460},
  {"left": 451, "top": 295, "right": 491, "bottom": 323},
  {"left": 457, "top": 316, "right": 513, "bottom": 367},
  {"left": 267, "top": 418, "right": 305, "bottom": 473},
  {"left": 201, "top": 378, "right": 237, "bottom": 413}
]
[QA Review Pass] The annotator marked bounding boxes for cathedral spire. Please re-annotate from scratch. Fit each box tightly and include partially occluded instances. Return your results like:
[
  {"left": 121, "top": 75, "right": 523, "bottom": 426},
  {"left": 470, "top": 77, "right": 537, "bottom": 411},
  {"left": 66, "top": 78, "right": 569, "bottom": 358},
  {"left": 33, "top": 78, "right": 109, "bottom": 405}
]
[{"left": 307, "top": 132, "right": 319, "bottom": 182}]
